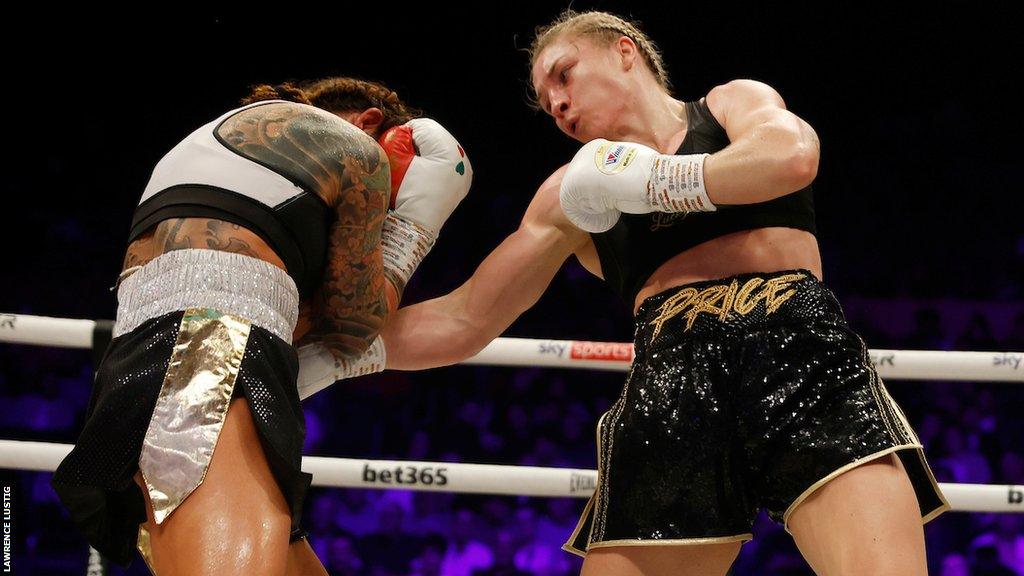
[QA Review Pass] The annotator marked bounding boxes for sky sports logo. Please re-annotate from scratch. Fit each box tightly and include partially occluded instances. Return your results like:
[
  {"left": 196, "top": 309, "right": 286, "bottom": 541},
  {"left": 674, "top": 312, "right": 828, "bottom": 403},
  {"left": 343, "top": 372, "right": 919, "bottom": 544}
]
[
  {"left": 870, "top": 353, "right": 895, "bottom": 367},
  {"left": 993, "top": 353, "right": 1022, "bottom": 370},
  {"left": 571, "top": 341, "right": 633, "bottom": 362}
]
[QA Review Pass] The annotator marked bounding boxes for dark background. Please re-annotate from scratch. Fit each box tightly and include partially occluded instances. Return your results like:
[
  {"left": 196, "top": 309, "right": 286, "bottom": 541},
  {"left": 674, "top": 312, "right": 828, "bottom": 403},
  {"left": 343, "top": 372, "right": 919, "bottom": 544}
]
[{"left": 1, "top": 3, "right": 1022, "bottom": 575}]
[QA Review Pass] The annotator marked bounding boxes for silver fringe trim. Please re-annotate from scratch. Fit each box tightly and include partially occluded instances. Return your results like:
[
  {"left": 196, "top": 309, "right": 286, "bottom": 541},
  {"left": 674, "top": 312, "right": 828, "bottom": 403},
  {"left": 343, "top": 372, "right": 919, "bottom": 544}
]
[{"left": 113, "top": 249, "right": 299, "bottom": 343}]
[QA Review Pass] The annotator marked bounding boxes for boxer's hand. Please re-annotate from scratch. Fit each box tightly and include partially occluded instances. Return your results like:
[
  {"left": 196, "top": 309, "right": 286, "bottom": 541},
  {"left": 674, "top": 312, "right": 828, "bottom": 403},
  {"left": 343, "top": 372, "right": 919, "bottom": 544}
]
[
  {"left": 559, "top": 139, "right": 715, "bottom": 233},
  {"left": 296, "top": 337, "right": 386, "bottom": 400},
  {"left": 379, "top": 118, "right": 472, "bottom": 234},
  {"left": 377, "top": 118, "right": 472, "bottom": 290}
]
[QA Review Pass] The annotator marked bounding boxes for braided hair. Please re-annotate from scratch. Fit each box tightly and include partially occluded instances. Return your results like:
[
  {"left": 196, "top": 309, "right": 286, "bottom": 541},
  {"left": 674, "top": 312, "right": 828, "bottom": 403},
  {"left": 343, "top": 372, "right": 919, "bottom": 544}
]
[
  {"left": 528, "top": 10, "right": 670, "bottom": 108},
  {"left": 241, "top": 77, "right": 420, "bottom": 136}
]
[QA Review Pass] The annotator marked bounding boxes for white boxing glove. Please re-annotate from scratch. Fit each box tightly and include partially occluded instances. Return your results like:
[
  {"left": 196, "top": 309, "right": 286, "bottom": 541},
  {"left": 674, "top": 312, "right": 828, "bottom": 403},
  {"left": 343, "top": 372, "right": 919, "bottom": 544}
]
[
  {"left": 378, "top": 118, "right": 472, "bottom": 289},
  {"left": 559, "top": 138, "right": 716, "bottom": 233}
]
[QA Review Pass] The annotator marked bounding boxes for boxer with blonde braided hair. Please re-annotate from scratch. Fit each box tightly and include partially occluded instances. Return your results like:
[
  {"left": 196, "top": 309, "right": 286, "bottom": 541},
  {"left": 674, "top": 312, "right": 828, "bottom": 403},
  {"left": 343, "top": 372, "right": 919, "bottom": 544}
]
[{"left": 333, "top": 10, "right": 949, "bottom": 576}]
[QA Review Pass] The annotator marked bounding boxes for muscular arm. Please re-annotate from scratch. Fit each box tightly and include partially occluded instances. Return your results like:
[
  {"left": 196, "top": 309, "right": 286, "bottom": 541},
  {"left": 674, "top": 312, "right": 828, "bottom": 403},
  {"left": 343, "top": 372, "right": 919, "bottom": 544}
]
[
  {"left": 381, "top": 166, "right": 589, "bottom": 370},
  {"left": 310, "top": 160, "right": 391, "bottom": 359},
  {"left": 297, "top": 129, "right": 395, "bottom": 360},
  {"left": 703, "top": 79, "right": 820, "bottom": 205},
  {"left": 217, "top": 102, "right": 392, "bottom": 359}
]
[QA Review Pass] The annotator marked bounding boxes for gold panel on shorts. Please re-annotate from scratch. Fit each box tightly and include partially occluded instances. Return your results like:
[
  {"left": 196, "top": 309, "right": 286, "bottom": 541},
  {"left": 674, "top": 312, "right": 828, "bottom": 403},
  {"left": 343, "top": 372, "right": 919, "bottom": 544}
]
[
  {"left": 139, "top": 308, "right": 251, "bottom": 524},
  {"left": 137, "top": 525, "right": 156, "bottom": 574}
]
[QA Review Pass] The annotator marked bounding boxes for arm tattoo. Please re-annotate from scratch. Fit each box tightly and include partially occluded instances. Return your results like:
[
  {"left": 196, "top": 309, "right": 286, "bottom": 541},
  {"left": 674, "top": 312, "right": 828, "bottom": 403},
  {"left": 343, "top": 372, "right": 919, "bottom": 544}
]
[
  {"left": 311, "top": 151, "right": 387, "bottom": 358},
  {"left": 313, "top": 153, "right": 390, "bottom": 359},
  {"left": 218, "top": 102, "right": 391, "bottom": 359}
]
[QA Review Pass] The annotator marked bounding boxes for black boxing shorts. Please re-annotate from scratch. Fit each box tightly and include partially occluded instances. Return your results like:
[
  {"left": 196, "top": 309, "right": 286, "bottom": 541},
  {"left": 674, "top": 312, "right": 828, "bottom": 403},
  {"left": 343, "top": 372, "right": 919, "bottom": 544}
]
[
  {"left": 52, "top": 249, "right": 311, "bottom": 567},
  {"left": 565, "top": 269, "right": 948, "bottom": 556}
]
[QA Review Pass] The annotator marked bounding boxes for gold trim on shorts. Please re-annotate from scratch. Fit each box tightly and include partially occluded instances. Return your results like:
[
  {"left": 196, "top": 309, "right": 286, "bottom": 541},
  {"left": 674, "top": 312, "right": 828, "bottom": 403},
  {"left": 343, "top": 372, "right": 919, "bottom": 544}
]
[
  {"left": 876, "top": 377, "right": 951, "bottom": 523},
  {"left": 137, "top": 525, "right": 157, "bottom": 575},
  {"left": 783, "top": 369, "right": 951, "bottom": 530},
  {"left": 139, "top": 308, "right": 251, "bottom": 524},
  {"left": 589, "top": 534, "right": 754, "bottom": 551},
  {"left": 563, "top": 530, "right": 753, "bottom": 558},
  {"left": 563, "top": 409, "right": 612, "bottom": 556},
  {"left": 561, "top": 493, "right": 596, "bottom": 557},
  {"left": 782, "top": 444, "right": 921, "bottom": 530}
]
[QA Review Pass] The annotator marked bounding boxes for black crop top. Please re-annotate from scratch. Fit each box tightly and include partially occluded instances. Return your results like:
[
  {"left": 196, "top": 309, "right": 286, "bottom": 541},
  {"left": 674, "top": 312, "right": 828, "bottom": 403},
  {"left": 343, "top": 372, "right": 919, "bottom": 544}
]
[{"left": 591, "top": 99, "right": 816, "bottom": 304}]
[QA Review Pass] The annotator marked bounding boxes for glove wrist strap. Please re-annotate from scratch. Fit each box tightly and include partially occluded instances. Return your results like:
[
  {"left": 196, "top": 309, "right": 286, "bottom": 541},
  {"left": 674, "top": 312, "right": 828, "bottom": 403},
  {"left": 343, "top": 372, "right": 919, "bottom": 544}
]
[{"left": 647, "top": 153, "right": 717, "bottom": 213}]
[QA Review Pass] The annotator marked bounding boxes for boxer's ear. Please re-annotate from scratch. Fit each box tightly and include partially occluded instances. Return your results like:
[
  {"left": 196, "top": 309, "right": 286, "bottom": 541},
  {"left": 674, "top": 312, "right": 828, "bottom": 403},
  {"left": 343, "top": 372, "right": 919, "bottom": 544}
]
[
  {"left": 616, "top": 36, "right": 639, "bottom": 72},
  {"left": 353, "top": 107, "right": 384, "bottom": 137}
]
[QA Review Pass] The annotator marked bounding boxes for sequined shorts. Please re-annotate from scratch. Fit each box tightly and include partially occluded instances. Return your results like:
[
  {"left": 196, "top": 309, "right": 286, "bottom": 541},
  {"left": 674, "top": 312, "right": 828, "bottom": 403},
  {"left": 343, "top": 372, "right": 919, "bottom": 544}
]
[
  {"left": 565, "top": 269, "right": 949, "bottom": 557},
  {"left": 51, "top": 249, "right": 310, "bottom": 567}
]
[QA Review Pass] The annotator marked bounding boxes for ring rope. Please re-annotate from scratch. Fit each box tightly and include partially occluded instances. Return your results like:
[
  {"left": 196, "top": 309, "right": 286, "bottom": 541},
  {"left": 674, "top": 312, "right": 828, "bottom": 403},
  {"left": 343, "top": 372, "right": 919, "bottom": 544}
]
[
  {"left": 2, "top": 313, "right": 1022, "bottom": 382},
  {"left": 0, "top": 439, "right": 1020, "bottom": 513}
]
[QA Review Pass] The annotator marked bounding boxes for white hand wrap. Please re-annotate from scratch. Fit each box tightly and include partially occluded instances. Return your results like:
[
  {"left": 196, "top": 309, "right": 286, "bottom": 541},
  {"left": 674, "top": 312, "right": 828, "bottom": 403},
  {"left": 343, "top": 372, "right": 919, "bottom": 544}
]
[
  {"left": 296, "top": 336, "right": 386, "bottom": 400},
  {"left": 381, "top": 213, "right": 436, "bottom": 289},
  {"left": 559, "top": 139, "right": 716, "bottom": 233}
]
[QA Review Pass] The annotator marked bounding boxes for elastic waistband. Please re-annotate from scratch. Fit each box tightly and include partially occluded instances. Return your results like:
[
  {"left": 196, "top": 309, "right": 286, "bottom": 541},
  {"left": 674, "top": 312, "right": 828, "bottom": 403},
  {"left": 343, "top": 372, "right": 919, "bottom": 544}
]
[
  {"left": 113, "top": 249, "right": 299, "bottom": 343},
  {"left": 634, "top": 269, "right": 845, "bottom": 350}
]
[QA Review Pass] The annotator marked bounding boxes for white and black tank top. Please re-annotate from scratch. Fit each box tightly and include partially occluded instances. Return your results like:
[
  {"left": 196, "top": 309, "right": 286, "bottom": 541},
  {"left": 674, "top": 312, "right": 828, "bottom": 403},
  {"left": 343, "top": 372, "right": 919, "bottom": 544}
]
[{"left": 129, "top": 100, "right": 333, "bottom": 297}]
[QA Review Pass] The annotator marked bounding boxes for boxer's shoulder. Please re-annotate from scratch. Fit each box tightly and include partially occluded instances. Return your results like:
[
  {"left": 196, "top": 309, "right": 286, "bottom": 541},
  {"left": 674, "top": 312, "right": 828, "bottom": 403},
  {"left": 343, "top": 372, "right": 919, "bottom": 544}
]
[
  {"left": 522, "top": 163, "right": 587, "bottom": 244},
  {"left": 706, "top": 80, "right": 788, "bottom": 128}
]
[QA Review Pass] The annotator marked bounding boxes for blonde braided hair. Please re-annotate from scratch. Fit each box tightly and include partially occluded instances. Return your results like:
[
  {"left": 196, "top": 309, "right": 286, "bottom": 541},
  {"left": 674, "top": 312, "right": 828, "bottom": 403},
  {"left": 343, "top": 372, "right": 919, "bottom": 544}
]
[{"left": 528, "top": 10, "right": 670, "bottom": 107}]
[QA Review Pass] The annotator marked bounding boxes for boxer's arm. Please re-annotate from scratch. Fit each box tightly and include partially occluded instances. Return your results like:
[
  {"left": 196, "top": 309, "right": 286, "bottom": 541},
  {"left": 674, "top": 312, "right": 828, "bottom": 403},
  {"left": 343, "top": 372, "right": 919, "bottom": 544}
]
[
  {"left": 293, "top": 279, "right": 398, "bottom": 345},
  {"left": 703, "top": 79, "right": 819, "bottom": 205},
  {"left": 305, "top": 136, "right": 392, "bottom": 360},
  {"left": 217, "top": 103, "right": 393, "bottom": 358},
  {"left": 382, "top": 166, "right": 588, "bottom": 370}
]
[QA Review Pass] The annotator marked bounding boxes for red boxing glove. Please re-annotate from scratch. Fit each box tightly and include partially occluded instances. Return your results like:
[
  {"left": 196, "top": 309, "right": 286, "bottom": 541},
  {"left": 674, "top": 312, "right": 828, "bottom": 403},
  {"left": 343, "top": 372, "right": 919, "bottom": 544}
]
[{"left": 378, "top": 125, "right": 415, "bottom": 207}]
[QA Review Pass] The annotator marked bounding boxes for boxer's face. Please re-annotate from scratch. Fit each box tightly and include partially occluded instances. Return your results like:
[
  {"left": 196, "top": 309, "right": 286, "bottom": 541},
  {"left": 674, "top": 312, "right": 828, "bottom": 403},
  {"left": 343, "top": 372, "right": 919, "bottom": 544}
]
[{"left": 532, "top": 34, "right": 633, "bottom": 143}]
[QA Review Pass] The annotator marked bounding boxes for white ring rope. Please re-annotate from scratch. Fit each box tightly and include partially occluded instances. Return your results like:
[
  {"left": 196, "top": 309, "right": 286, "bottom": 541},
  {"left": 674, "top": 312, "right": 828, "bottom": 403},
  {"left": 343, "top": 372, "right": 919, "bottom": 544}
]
[
  {"left": 2, "top": 313, "right": 1022, "bottom": 382},
  {"left": 0, "top": 313, "right": 97, "bottom": 348},
  {"left": 0, "top": 439, "right": 1020, "bottom": 513},
  {"left": 467, "top": 338, "right": 1024, "bottom": 383},
  {"left": 2, "top": 314, "right": 1022, "bottom": 514}
]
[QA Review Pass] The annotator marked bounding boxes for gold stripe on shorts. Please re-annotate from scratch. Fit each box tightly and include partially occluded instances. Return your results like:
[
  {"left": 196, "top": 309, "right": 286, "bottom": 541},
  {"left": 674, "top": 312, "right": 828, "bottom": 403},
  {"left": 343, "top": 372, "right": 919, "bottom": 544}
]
[{"left": 139, "top": 308, "right": 251, "bottom": 524}]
